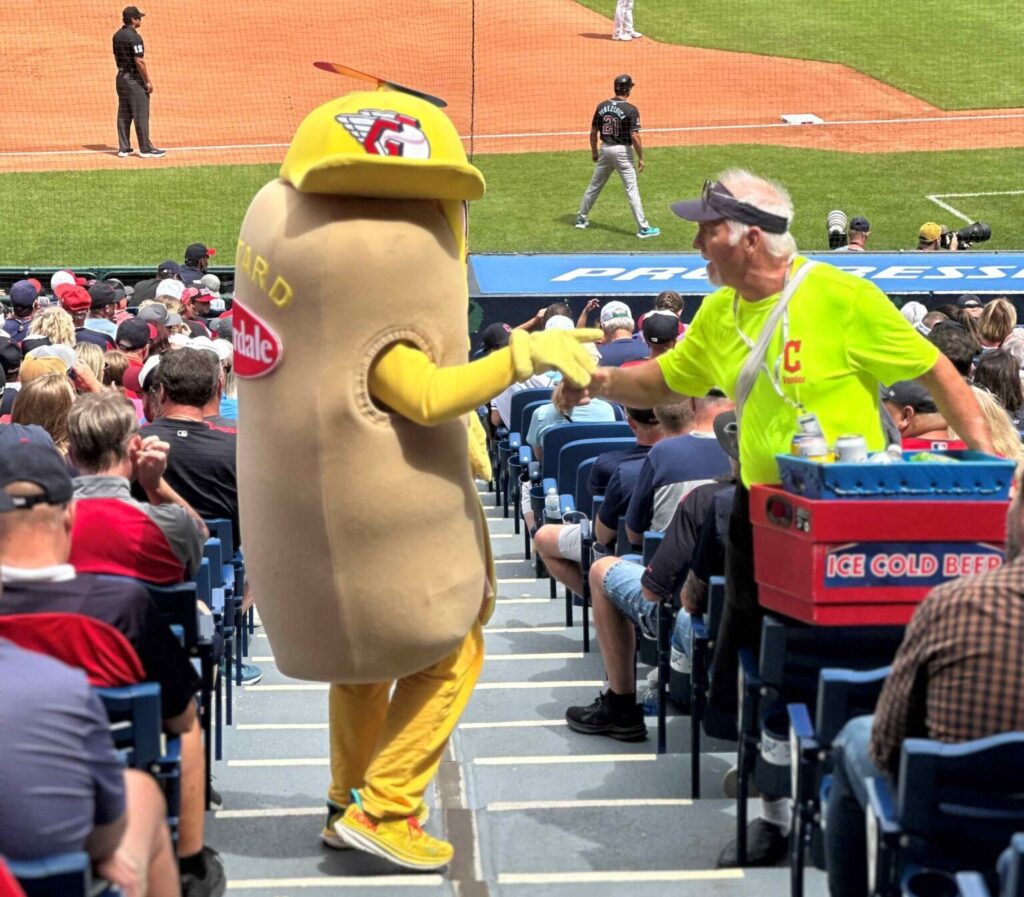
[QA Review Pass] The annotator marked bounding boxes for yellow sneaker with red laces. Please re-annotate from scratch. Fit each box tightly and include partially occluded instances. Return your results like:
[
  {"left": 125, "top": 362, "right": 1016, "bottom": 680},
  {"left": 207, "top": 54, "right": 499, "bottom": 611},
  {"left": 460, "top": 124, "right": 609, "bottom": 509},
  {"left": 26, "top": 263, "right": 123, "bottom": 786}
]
[{"left": 335, "top": 793, "right": 453, "bottom": 871}]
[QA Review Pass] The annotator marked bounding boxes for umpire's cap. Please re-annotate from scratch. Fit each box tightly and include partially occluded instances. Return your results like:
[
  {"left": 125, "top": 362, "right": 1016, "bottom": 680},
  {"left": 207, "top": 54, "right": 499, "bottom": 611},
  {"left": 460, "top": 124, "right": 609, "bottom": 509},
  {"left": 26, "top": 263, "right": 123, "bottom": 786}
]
[{"left": 614, "top": 74, "right": 634, "bottom": 93}]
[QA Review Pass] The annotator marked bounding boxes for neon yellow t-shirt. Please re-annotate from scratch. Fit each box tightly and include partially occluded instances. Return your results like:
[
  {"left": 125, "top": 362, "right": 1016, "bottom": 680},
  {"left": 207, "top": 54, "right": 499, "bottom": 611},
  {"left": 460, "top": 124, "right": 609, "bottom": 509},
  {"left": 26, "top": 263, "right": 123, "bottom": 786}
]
[{"left": 657, "top": 257, "right": 940, "bottom": 486}]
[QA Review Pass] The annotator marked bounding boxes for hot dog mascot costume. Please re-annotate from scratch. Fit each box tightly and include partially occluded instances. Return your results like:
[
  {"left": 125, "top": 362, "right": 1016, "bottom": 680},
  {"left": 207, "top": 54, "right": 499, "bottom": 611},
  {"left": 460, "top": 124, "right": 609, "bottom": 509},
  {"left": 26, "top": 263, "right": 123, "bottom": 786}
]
[{"left": 233, "top": 87, "right": 600, "bottom": 871}]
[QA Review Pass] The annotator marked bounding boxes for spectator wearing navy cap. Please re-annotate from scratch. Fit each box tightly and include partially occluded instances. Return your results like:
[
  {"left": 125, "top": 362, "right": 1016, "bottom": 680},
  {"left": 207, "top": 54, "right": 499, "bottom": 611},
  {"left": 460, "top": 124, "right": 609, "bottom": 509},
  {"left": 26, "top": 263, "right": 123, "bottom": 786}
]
[
  {"left": 958, "top": 292, "right": 984, "bottom": 320},
  {"left": 3, "top": 280, "right": 39, "bottom": 343},
  {"left": 105, "top": 278, "right": 134, "bottom": 324},
  {"left": 132, "top": 259, "right": 180, "bottom": 304},
  {"left": 627, "top": 310, "right": 678, "bottom": 364},
  {"left": 181, "top": 243, "right": 216, "bottom": 286},
  {"left": 882, "top": 380, "right": 952, "bottom": 444},
  {"left": 85, "top": 282, "right": 119, "bottom": 341},
  {"left": 475, "top": 321, "right": 511, "bottom": 359},
  {"left": 834, "top": 215, "right": 870, "bottom": 252}
]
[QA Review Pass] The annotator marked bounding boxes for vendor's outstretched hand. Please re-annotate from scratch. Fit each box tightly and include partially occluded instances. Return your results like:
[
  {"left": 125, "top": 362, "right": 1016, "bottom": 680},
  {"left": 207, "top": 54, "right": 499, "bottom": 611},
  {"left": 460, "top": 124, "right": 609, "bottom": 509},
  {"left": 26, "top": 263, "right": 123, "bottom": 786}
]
[{"left": 509, "top": 328, "right": 602, "bottom": 388}]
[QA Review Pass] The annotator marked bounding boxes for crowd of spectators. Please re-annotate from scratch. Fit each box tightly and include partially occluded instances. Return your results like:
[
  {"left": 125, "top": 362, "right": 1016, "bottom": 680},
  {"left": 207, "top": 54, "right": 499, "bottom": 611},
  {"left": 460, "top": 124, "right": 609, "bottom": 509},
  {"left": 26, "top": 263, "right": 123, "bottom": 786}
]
[{"left": 0, "top": 245, "right": 242, "bottom": 897}]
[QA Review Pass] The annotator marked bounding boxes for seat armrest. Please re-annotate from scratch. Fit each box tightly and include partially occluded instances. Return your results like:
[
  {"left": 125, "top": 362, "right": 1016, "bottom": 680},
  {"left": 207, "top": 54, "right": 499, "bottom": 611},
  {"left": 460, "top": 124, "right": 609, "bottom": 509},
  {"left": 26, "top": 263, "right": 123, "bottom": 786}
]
[
  {"left": 954, "top": 872, "right": 993, "bottom": 897},
  {"left": 787, "top": 702, "right": 816, "bottom": 745},
  {"left": 865, "top": 775, "right": 901, "bottom": 838}
]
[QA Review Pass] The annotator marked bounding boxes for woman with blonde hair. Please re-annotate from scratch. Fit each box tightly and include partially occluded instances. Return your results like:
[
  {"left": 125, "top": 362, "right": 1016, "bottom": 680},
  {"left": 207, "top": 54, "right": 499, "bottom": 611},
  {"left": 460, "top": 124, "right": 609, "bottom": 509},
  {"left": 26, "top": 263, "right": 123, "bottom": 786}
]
[
  {"left": 960, "top": 385, "right": 1024, "bottom": 463},
  {"left": 978, "top": 298, "right": 1017, "bottom": 351},
  {"left": 27, "top": 307, "right": 76, "bottom": 348},
  {"left": 74, "top": 341, "right": 105, "bottom": 384},
  {"left": 103, "top": 350, "right": 130, "bottom": 388},
  {"left": 11, "top": 371, "right": 76, "bottom": 456}
]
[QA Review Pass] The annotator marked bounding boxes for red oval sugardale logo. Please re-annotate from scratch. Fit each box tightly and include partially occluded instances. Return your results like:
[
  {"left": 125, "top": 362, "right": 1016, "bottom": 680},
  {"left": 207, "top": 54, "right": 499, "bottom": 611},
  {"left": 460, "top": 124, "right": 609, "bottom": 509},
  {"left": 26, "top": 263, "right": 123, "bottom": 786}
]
[{"left": 232, "top": 302, "right": 283, "bottom": 378}]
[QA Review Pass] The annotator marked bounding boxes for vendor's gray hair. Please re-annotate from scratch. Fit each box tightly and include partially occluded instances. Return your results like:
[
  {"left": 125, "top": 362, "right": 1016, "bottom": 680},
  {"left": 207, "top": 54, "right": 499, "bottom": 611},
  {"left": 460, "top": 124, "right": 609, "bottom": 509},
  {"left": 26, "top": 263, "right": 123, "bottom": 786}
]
[{"left": 719, "top": 168, "right": 798, "bottom": 260}]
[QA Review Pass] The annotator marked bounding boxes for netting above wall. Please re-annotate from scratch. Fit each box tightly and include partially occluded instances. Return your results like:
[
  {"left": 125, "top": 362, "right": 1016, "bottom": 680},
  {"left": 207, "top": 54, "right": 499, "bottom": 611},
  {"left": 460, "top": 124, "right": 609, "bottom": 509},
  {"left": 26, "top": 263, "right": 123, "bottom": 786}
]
[{"left": 1, "top": 0, "right": 1021, "bottom": 265}]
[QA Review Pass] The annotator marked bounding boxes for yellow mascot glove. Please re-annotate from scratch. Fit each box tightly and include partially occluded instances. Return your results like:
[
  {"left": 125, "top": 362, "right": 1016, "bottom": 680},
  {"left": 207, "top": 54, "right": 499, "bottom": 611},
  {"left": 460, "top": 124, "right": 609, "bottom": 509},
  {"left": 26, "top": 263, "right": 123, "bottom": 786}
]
[{"left": 509, "top": 328, "right": 602, "bottom": 388}]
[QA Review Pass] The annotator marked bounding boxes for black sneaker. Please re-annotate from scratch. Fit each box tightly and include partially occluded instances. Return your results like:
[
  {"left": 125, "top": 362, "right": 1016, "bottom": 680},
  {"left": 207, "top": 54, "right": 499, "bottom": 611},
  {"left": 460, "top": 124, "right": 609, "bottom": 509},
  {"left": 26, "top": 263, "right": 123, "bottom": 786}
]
[
  {"left": 139, "top": 147, "right": 166, "bottom": 158},
  {"left": 180, "top": 846, "right": 227, "bottom": 897},
  {"left": 716, "top": 819, "right": 789, "bottom": 868},
  {"left": 565, "top": 691, "right": 648, "bottom": 741}
]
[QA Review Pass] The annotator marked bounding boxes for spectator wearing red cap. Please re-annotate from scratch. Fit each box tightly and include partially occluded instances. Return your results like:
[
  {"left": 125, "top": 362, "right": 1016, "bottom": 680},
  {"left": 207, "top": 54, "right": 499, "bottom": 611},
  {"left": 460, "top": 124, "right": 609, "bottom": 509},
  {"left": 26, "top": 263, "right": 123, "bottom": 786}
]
[
  {"left": 3, "top": 280, "right": 39, "bottom": 343},
  {"left": 57, "top": 284, "right": 113, "bottom": 351},
  {"left": 181, "top": 244, "right": 215, "bottom": 286},
  {"left": 180, "top": 287, "right": 213, "bottom": 337}
]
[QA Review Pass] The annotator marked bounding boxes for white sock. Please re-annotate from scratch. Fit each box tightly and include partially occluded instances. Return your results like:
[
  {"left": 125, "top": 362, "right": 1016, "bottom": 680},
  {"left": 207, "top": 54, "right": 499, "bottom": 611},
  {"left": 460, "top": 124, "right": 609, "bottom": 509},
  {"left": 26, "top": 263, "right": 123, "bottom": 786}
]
[{"left": 761, "top": 797, "right": 792, "bottom": 835}]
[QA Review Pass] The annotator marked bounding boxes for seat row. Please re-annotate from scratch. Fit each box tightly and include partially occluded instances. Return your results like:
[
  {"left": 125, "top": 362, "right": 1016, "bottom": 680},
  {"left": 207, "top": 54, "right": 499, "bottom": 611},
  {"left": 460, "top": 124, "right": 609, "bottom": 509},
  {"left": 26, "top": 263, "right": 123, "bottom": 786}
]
[{"left": 481, "top": 398, "right": 1024, "bottom": 897}]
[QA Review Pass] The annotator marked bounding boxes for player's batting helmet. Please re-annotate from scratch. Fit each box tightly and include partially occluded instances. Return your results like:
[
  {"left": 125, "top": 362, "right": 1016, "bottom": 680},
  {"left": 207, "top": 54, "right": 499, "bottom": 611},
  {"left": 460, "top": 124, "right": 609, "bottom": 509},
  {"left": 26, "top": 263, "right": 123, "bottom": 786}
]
[{"left": 614, "top": 74, "right": 634, "bottom": 94}]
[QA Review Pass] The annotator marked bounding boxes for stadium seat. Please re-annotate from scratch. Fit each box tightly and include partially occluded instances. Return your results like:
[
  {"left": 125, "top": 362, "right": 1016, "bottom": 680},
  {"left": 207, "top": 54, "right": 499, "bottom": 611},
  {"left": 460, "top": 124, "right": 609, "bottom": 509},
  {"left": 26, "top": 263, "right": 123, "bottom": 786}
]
[
  {"left": 866, "top": 733, "right": 1024, "bottom": 897},
  {"left": 498, "top": 388, "right": 551, "bottom": 511},
  {"left": 688, "top": 575, "right": 727, "bottom": 797},
  {"left": 7, "top": 852, "right": 115, "bottom": 897},
  {"left": 787, "top": 666, "right": 890, "bottom": 897},
  {"left": 735, "top": 616, "right": 905, "bottom": 864},
  {"left": 98, "top": 683, "right": 182, "bottom": 843}
]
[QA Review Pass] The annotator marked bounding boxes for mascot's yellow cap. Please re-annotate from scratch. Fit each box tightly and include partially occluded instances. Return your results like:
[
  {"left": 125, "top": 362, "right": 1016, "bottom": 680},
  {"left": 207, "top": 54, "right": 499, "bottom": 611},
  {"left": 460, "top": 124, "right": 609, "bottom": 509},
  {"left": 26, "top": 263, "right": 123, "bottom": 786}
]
[{"left": 281, "top": 89, "right": 485, "bottom": 201}]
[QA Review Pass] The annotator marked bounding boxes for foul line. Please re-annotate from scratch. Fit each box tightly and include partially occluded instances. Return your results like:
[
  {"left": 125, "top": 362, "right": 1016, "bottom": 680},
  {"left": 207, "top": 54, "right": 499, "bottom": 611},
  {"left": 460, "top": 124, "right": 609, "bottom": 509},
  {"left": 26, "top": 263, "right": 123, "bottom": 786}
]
[
  {"left": 5, "top": 111, "right": 1024, "bottom": 159},
  {"left": 926, "top": 189, "right": 1024, "bottom": 223}
]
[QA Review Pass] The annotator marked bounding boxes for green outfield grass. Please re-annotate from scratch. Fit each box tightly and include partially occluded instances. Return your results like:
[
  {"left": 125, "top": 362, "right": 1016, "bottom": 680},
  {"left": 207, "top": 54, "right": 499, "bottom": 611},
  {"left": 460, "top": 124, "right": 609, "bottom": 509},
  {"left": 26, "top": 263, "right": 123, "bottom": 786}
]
[
  {"left": 2, "top": 146, "right": 1021, "bottom": 266},
  {"left": 575, "top": 0, "right": 1024, "bottom": 110},
  {"left": 0, "top": 146, "right": 1019, "bottom": 266}
]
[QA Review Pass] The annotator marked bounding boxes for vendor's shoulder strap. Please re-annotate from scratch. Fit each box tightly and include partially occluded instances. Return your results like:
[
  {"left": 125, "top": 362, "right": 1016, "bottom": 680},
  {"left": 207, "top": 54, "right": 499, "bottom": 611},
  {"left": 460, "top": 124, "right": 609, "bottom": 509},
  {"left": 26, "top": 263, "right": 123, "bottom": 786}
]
[{"left": 734, "top": 259, "right": 818, "bottom": 423}]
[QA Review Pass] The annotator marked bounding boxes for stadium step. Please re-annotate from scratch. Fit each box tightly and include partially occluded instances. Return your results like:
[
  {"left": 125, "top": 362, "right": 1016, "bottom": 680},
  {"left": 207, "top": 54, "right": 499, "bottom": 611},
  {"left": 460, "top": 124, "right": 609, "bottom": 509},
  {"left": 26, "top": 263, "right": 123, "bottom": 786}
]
[{"left": 206, "top": 482, "right": 829, "bottom": 895}]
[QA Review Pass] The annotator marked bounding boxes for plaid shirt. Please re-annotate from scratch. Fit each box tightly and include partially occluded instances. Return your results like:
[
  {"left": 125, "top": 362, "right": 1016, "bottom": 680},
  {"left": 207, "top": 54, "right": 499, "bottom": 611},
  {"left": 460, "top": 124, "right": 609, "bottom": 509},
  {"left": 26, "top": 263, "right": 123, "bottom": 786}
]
[{"left": 870, "top": 556, "right": 1024, "bottom": 775}]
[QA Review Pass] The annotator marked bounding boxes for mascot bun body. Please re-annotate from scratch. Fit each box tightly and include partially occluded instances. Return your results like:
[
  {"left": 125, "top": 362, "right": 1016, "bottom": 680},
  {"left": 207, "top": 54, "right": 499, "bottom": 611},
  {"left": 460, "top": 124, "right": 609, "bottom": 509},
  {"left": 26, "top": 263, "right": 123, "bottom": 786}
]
[{"left": 235, "top": 91, "right": 487, "bottom": 683}]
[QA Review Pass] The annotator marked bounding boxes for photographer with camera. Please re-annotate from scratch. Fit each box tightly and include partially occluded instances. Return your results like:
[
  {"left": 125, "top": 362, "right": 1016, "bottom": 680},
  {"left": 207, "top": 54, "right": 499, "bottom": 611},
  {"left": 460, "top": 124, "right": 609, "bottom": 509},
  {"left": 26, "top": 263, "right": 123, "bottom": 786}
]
[
  {"left": 918, "top": 220, "right": 992, "bottom": 251},
  {"left": 826, "top": 211, "right": 870, "bottom": 252}
]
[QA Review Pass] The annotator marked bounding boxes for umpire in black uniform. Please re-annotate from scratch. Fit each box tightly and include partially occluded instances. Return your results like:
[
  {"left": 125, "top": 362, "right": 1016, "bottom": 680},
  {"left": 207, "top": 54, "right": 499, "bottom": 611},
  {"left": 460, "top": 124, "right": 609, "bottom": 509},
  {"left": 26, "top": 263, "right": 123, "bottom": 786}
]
[{"left": 113, "top": 6, "right": 164, "bottom": 158}]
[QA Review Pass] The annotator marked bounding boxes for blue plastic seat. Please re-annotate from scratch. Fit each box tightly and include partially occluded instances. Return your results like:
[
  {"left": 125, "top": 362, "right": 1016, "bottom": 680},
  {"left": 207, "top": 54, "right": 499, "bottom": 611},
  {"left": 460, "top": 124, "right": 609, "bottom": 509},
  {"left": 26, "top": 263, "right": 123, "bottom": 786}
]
[
  {"left": 787, "top": 666, "right": 891, "bottom": 897},
  {"left": 734, "top": 616, "right": 904, "bottom": 864},
  {"left": 867, "top": 734, "right": 1024, "bottom": 897},
  {"left": 98, "top": 683, "right": 182, "bottom": 843},
  {"left": 8, "top": 851, "right": 116, "bottom": 897},
  {"left": 688, "top": 574, "right": 727, "bottom": 797}
]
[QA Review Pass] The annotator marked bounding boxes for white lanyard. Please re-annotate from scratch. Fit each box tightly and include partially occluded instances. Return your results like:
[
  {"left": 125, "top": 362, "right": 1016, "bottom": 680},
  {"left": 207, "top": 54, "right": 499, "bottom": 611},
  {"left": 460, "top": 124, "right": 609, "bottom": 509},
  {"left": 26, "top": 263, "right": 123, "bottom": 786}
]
[{"left": 731, "top": 265, "right": 807, "bottom": 414}]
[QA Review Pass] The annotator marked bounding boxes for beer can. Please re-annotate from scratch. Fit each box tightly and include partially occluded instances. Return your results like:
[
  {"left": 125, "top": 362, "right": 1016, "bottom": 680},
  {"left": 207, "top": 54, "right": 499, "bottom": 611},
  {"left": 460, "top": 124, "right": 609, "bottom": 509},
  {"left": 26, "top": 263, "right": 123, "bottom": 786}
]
[
  {"left": 797, "top": 435, "right": 832, "bottom": 463},
  {"left": 790, "top": 434, "right": 808, "bottom": 456},
  {"left": 835, "top": 434, "right": 868, "bottom": 463}
]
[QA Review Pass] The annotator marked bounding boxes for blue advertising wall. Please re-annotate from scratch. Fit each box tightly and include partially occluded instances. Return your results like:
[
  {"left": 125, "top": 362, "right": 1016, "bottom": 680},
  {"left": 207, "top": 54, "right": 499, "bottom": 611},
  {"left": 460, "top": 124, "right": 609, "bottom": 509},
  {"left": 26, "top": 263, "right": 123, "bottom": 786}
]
[
  {"left": 470, "top": 251, "right": 1024, "bottom": 298},
  {"left": 466, "top": 251, "right": 1024, "bottom": 337}
]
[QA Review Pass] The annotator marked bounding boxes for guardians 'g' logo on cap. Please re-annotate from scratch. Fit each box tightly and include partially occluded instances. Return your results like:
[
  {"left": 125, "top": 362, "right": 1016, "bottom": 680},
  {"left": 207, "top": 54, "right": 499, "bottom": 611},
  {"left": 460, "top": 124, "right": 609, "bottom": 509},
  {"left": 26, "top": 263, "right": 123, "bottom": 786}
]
[
  {"left": 335, "top": 109, "right": 431, "bottom": 158},
  {"left": 232, "top": 302, "right": 283, "bottom": 379}
]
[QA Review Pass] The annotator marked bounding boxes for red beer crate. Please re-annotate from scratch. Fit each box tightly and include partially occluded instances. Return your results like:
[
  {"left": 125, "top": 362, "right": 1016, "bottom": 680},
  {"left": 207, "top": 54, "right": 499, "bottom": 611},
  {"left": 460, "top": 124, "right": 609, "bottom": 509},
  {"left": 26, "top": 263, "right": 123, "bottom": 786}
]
[{"left": 750, "top": 485, "right": 1007, "bottom": 626}]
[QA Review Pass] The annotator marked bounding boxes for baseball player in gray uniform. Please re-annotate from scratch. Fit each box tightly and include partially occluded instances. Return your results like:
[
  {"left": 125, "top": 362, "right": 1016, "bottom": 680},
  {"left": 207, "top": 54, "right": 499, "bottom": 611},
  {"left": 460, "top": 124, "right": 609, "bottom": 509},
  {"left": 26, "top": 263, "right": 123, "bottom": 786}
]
[
  {"left": 612, "top": 0, "right": 642, "bottom": 40},
  {"left": 575, "top": 75, "right": 659, "bottom": 239}
]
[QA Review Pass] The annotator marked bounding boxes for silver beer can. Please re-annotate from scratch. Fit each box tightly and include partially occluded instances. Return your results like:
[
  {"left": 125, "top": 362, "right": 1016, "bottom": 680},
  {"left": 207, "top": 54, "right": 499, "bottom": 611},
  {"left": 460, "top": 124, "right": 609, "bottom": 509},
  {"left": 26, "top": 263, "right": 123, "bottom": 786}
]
[
  {"left": 797, "top": 435, "right": 832, "bottom": 462},
  {"left": 835, "top": 434, "right": 868, "bottom": 463}
]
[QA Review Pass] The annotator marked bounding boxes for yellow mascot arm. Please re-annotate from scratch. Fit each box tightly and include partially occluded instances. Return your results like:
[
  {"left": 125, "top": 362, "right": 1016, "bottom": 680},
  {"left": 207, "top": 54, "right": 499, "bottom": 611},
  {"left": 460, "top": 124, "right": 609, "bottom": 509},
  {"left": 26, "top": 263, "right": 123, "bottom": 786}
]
[{"left": 368, "top": 329, "right": 602, "bottom": 427}]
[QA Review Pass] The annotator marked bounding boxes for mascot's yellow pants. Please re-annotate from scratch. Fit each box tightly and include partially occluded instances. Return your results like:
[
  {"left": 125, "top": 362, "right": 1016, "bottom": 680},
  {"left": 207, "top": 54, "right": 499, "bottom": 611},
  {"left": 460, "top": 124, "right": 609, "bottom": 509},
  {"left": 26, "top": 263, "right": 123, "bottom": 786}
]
[{"left": 328, "top": 622, "right": 484, "bottom": 817}]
